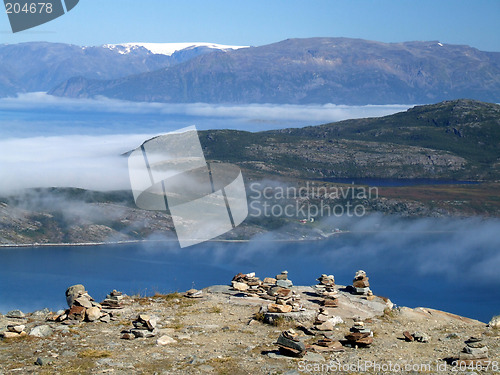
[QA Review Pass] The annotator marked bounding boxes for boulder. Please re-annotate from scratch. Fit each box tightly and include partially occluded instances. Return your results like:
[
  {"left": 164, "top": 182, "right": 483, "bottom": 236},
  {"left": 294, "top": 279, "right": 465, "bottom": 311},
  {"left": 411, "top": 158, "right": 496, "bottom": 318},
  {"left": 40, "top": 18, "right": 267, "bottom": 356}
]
[
  {"left": 412, "top": 331, "right": 429, "bottom": 343},
  {"left": 65, "top": 284, "right": 86, "bottom": 307},
  {"left": 29, "top": 325, "right": 53, "bottom": 338},
  {"left": 156, "top": 335, "right": 177, "bottom": 345},
  {"left": 488, "top": 315, "right": 500, "bottom": 329},
  {"left": 2, "top": 331, "right": 21, "bottom": 339},
  {"left": 86, "top": 307, "right": 101, "bottom": 322},
  {"left": 5, "top": 310, "right": 25, "bottom": 319},
  {"left": 231, "top": 282, "right": 249, "bottom": 292}
]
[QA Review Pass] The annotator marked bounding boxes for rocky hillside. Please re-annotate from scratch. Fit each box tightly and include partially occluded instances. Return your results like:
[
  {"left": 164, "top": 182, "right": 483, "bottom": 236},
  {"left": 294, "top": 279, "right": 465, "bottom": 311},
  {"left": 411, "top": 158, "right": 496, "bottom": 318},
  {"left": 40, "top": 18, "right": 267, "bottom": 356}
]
[
  {"left": 50, "top": 37, "right": 500, "bottom": 105},
  {"left": 200, "top": 99, "right": 500, "bottom": 180},
  {"left": 0, "top": 42, "right": 226, "bottom": 96},
  {"left": 1, "top": 271, "right": 498, "bottom": 374}
]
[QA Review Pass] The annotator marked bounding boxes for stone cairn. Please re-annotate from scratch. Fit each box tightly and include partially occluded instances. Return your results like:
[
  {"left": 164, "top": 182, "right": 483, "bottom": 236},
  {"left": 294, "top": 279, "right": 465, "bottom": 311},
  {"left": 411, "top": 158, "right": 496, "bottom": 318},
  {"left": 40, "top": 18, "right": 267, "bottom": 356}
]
[
  {"left": 121, "top": 314, "right": 159, "bottom": 340},
  {"left": 352, "top": 270, "right": 373, "bottom": 298},
  {"left": 313, "top": 274, "right": 338, "bottom": 307},
  {"left": 47, "top": 284, "right": 115, "bottom": 324},
  {"left": 309, "top": 337, "right": 344, "bottom": 353},
  {"left": 275, "top": 329, "right": 306, "bottom": 357},
  {"left": 344, "top": 320, "right": 373, "bottom": 347},
  {"left": 312, "top": 307, "right": 343, "bottom": 331},
  {"left": 230, "top": 271, "right": 302, "bottom": 312},
  {"left": 101, "top": 290, "right": 125, "bottom": 309},
  {"left": 456, "top": 337, "right": 490, "bottom": 366}
]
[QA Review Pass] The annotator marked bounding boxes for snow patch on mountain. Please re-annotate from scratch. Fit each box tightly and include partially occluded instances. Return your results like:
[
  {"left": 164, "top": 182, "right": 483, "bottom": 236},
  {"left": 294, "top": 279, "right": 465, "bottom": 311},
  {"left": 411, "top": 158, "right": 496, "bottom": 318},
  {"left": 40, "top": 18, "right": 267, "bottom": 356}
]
[{"left": 102, "top": 42, "right": 249, "bottom": 56}]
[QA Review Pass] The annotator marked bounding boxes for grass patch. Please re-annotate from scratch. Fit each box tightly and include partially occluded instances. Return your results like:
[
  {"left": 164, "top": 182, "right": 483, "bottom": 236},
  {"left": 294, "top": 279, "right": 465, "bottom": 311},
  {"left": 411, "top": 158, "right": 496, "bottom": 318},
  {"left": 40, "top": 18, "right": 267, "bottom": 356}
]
[{"left": 207, "top": 306, "right": 223, "bottom": 314}]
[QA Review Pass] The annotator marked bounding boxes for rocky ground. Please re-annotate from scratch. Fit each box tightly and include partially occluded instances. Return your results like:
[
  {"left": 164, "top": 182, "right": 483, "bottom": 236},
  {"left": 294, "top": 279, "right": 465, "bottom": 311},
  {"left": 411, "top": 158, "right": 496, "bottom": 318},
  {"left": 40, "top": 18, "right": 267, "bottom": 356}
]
[{"left": 0, "top": 279, "right": 498, "bottom": 375}]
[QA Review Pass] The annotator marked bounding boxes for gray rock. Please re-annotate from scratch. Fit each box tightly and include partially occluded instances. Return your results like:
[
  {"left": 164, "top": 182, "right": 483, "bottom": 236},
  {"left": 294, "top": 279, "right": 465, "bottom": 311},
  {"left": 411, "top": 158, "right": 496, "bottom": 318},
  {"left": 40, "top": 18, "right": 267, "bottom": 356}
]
[
  {"left": 6, "top": 310, "right": 25, "bottom": 318},
  {"left": 303, "top": 352, "right": 326, "bottom": 362},
  {"left": 85, "top": 307, "right": 101, "bottom": 322},
  {"left": 7, "top": 325, "right": 25, "bottom": 333},
  {"left": 488, "top": 315, "right": 500, "bottom": 329},
  {"left": 276, "top": 280, "right": 293, "bottom": 288},
  {"left": 74, "top": 296, "right": 93, "bottom": 309},
  {"left": 276, "top": 333, "right": 305, "bottom": 352},
  {"left": 31, "top": 308, "right": 50, "bottom": 317},
  {"left": 29, "top": 325, "right": 53, "bottom": 338},
  {"left": 132, "top": 328, "right": 157, "bottom": 338},
  {"left": 66, "top": 284, "right": 86, "bottom": 307},
  {"left": 412, "top": 331, "right": 429, "bottom": 343},
  {"left": 35, "top": 357, "right": 52, "bottom": 366},
  {"left": 463, "top": 346, "right": 488, "bottom": 356},
  {"left": 156, "top": 335, "right": 176, "bottom": 345},
  {"left": 100, "top": 314, "right": 111, "bottom": 323}
]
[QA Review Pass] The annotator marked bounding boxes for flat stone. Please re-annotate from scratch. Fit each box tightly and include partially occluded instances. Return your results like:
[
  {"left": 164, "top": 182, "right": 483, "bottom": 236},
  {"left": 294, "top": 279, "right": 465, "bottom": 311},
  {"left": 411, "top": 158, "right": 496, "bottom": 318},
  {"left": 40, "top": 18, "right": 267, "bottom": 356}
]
[
  {"left": 231, "top": 282, "right": 249, "bottom": 292},
  {"left": 459, "top": 352, "right": 488, "bottom": 360},
  {"left": 2, "top": 331, "right": 21, "bottom": 339},
  {"left": 276, "top": 280, "right": 293, "bottom": 288},
  {"left": 276, "top": 333, "right": 305, "bottom": 353},
  {"left": 100, "top": 315, "right": 111, "bottom": 323},
  {"left": 412, "top": 331, "right": 429, "bottom": 343},
  {"left": 86, "top": 307, "right": 101, "bottom": 322},
  {"left": 314, "top": 321, "right": 334, "bottom": 331},
  {"left": 5, "top": 310, "right": 25, "bottom": 319},
  {"left": 263, "top": 277, "right": 277, "bottom": 284},
  {"left": 463, "top": 346, "right": 488, "bottom": 357},
  {"left": 7, "top": 325, "right": 25, "bottom": 333},
  {"left": 353, "top": 279, "right": 370, "bottom": 288},
  {"left": 156, "top": 335, "right": 177, "bottom": 345},
  {"left": 268, "top": 303, "right": 292, "bottom": 313},
  {"left": 29, "top": 325, "right": 53, "bottom": 338},
  {"left": 302, "top": 352, "right": 326, "bottom": 362},
  {"left": 403, "top": 331, "right": 414, "bottom": 341},
  {"left": 132, "top": 328, "right": 157, "bottom": 338}
]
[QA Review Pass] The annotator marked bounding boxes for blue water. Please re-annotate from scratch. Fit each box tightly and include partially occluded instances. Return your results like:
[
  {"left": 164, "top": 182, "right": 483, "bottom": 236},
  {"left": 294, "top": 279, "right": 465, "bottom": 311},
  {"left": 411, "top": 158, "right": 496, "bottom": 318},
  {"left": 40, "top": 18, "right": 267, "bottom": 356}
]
[{"left": 1, "top": 232, "right": 498, "bottom": 323}]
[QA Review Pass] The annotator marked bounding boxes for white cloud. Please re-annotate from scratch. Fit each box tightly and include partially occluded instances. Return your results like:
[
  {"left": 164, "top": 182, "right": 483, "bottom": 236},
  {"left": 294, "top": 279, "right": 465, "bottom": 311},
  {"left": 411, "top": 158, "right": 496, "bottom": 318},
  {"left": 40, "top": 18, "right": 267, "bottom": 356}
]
[{"left": 0, "top": 134, "right": 155, "bottom": 194}]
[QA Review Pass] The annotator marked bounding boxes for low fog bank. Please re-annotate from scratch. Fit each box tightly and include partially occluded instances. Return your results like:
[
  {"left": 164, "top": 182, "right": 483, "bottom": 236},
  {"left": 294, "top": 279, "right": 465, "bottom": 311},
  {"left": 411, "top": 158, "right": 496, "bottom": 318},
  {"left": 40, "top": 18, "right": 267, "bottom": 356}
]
[
  {"left": 0, "top": 92, "right": 412, "bottom": 129},
  {"left": 0, "top": 134, "right": 155, "bottom": 194}
]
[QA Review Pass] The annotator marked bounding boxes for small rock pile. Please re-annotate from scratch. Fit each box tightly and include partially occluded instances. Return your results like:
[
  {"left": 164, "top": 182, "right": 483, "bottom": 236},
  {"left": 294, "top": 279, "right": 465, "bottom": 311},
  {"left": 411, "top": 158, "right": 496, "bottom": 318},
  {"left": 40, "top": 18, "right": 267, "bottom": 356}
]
[
  {"left": 456, "top": 337, "right": 490, "bottom": 365},
  {"left": 275, "top": 271, "right": 293, "bottom": 288},
  {"left": 313, "top": 274, "right": 338, "bottom": 307},
  {"left": 48, "top": 285, "right": 115, "bottom": 324},
  {"left": 352, "top": 270, "right": 372, "bottom": 296},
  {"left": 313, "top": 307, "right": 343, "bottom": 331},
  {"left": 344, "top": 320, "right": 373, "bottom": 347},
  {"left": 309, "top": 337, "right": 344, "bottom": 353},
  {"left": 267, "top": 286, "right": 302, "bottom": 312},
  {"left": 184, "top": 289, "right": 203, "bottom": 298},
  {"left": 275, "top": 329, "right": 306, "bottom": 357},
  {"left": 101, "top": 289, "right": 125, "bottom": 308},
  {"left": 121, "top": 314, "right": 159, "bottom": 340},
  {"left": 2, "top": 324, "right": 27, "bottom": 339},
  {"left": 231, "top": 272, "right": 264, "bottom": 295},
  {"left": 403, "top": 331, "right": 429, "bottom": 343}
]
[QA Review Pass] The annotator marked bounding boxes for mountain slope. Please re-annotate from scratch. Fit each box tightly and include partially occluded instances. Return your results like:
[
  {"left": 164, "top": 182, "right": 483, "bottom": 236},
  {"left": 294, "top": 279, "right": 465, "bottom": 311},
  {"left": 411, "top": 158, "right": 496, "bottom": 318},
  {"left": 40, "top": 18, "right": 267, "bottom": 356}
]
[
  {"left": 0, "top": 42, "right": 242, "bottom": 96},
  {"left": 50, "top": 37, "right": 500, "bottom": 105},
  {"left": 198, "top": 99, "right": 500, "bottom": 180}
]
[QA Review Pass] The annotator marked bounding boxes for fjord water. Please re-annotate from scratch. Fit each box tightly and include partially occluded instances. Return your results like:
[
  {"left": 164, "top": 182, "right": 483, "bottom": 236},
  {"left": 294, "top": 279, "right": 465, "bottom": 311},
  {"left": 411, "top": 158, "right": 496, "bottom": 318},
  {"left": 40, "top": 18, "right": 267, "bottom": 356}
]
[{"left": 1, "top": 232, "right": 498, "bottom": 323}]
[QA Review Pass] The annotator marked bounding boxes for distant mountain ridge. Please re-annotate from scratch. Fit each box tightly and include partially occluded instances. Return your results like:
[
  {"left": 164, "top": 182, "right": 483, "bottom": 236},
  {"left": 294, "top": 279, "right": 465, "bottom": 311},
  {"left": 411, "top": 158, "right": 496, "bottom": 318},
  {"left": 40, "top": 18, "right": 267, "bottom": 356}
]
[
  {"left": 0, "top": 42, "right": 242, "bottom": 97},
  {"left": 49, "top": 37, "right": 500, "bottom": 105}
]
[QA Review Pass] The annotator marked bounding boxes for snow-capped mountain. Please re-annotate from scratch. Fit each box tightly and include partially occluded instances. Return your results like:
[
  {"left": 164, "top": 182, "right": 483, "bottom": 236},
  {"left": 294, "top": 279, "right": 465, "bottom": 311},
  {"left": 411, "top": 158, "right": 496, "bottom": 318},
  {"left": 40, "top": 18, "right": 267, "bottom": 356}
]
[{"left": 102, "top": 42, "right": 249, "bottom": 56}]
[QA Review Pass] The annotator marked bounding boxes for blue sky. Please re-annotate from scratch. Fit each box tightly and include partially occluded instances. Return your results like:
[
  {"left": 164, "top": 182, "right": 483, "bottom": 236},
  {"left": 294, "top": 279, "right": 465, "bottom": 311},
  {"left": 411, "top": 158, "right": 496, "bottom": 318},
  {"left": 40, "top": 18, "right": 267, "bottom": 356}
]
[{"left": 0, "top": 0, "right": 499, "bottom": 51}]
